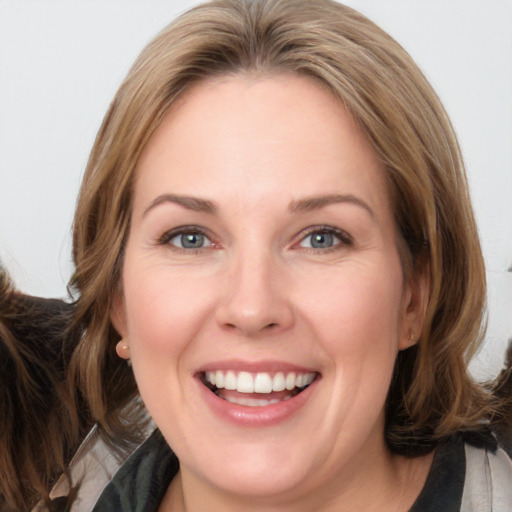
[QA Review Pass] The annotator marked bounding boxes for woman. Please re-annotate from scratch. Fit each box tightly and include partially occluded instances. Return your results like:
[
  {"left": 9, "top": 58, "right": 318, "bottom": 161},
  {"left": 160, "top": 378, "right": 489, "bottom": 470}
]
[{"left": 54, "top": 0, "right": 512, "bottom": 510}]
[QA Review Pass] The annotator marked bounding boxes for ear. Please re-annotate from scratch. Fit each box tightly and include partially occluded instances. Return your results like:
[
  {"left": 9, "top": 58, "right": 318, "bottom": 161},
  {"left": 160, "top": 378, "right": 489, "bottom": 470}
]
[
  {"left": 111, "top": 293, "right": 131, "bottom": 360},
  {"left": 399, "top": 263, "right": 430, "bottom": 351},
  {"left": 110, "top": 291, "right": 128, "bottom": 340}
]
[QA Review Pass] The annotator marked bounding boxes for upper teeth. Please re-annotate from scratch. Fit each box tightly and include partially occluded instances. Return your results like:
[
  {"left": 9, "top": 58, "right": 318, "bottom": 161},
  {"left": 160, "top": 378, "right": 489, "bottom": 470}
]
[{"left": 204, "top": 370, "right": 315, "bottom": 394}]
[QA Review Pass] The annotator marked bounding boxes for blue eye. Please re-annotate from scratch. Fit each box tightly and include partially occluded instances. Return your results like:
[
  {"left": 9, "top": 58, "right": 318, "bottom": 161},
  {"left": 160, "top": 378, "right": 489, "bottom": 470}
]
[
  {"left": 165, "top": 230, "right": 213, "bottom": 249},
  {"left": 299, "top": 228, "right": 351, "bottom": 250},
  {"left": 309, "top": 232, "right": 335, "bottom": 249}
]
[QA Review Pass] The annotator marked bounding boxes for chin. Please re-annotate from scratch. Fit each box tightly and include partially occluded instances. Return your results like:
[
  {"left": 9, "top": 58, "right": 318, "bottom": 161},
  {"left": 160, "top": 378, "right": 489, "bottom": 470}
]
[
  {"left": 172, "top": 422, "right": 337, "bottom": 502},
  {"left": 198, "top": 450, "right": 314, "bottom": 499}
]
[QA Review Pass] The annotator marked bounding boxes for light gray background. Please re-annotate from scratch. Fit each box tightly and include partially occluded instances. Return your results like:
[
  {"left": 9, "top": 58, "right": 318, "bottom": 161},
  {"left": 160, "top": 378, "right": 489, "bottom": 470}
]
[{"left": 1, "top": 0, "right": 511, "bottom": 379}]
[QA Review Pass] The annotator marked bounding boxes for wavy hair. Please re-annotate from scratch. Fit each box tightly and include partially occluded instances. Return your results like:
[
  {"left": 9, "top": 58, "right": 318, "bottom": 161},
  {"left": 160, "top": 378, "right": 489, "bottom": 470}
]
[
  {"left": 70, "top": 0, "right": 493, "bottom": 454},
  {"left": 0, "top": 266, "right": 87, "bottom": 511}
]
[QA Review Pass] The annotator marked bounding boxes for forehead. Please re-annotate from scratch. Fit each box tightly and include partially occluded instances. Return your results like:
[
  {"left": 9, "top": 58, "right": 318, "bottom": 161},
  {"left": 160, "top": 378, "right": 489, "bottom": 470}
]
[{"left": 133, "top": 73, "right": 392, "bottom": 222}]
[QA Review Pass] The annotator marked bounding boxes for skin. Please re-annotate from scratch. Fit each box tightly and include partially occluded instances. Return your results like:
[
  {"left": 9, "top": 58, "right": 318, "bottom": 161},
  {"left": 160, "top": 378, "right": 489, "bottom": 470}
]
[{"left": 112, "top": 74, "right": 432, "bottom": 511}]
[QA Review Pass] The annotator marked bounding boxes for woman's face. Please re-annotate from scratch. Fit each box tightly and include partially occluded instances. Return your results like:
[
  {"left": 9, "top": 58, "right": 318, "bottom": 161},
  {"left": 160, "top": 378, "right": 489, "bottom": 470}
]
[{"left": 113, "top": 74, "right": 424, "bottom": 502}]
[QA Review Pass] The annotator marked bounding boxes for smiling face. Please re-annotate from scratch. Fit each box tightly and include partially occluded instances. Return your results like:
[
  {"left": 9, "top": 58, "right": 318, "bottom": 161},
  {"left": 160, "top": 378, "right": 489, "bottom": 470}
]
[{"left": 112, "top": 74, "right": 426, "bottom": 508}]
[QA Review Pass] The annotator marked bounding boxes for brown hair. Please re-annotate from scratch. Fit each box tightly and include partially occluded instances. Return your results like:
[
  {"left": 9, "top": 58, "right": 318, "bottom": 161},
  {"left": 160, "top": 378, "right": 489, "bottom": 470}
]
[
  {"left": 0, "top": 266, "right": 87, "bottom": 511},
  {"left": 70, "top": 0, "right": 493, "bottom": 454}
]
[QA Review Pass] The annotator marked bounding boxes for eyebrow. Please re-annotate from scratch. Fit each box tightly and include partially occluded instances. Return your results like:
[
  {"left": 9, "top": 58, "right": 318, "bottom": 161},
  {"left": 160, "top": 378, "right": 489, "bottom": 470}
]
[
  {"left": 143, "top": 192, "right": 374, "bottom": 218},
  {"left": 289, "top": 194, "right": 375, "bottom": 218},
  {"left": 143, "top": 194, "right": 218, "bottom": 217}
]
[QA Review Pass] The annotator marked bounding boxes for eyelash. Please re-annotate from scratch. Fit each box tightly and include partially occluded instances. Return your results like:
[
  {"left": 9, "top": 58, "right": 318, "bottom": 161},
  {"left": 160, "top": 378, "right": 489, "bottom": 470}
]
[
  {"left": 158, "top": 226, "right": 215, "bottom": 253},
  {"left": 296, "top": 225, "right": 353, "bottom": 252},
  {"left": 158, "top": 225, "right": 353, "bottom": 253}
]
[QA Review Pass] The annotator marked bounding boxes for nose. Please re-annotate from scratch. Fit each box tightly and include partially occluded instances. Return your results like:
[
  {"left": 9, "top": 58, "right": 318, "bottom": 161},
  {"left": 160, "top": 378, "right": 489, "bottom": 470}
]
[{"left": 215, "top": 249, "right": 294, "bottom": 338}]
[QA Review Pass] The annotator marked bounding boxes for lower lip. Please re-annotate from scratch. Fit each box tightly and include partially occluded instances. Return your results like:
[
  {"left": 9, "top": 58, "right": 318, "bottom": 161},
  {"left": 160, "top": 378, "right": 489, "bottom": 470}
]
[{"left": 197, "top": 378, "right": 318, "bottom": 427}]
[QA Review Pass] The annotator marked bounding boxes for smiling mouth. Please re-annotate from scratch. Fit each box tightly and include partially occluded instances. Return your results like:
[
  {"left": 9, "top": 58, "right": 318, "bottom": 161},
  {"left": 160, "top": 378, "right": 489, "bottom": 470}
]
[{"left": 201, "top": 370, "right": 317, "bottom": 407}]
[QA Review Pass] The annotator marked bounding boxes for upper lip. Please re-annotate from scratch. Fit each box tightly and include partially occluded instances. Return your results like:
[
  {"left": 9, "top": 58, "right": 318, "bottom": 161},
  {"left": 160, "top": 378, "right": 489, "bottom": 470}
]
[{"left": 195, "top": 359, "right": 318, "bottom": 375}]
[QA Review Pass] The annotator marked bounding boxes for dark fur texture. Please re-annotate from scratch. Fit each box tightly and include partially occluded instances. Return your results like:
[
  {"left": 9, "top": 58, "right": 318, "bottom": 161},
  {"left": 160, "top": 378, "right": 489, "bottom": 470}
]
[{"left": 0, "top": 270, "right": 89, "bottom": 511}]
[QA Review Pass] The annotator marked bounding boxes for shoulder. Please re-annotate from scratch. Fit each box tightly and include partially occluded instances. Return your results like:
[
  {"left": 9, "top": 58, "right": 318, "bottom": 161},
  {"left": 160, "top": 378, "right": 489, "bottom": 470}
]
[
  {"left": 31, "top": 424, "right": 135, "bottom": 512},
  {"left": 90, "top": 428, "right": 178, "bottom": 511},
  {"left": 462, "top": 441, "right": 512, "bottom": 512},
  {"left": 39, "top": 413, "right": 177, "bottom": 512},
  {"left": 411, "top": 431, "right": 512, "bottom": 512}
]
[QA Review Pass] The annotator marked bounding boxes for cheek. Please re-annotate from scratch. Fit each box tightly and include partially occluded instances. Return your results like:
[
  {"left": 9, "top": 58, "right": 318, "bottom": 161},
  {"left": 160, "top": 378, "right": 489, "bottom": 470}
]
[
  {"left": 295, "top": 261, "right": 404, "bottom": 422},
  {"left": 122, "top": 263, "right": 215, "bottom": 362},
  {"left": 311, "top": 266, "right": 404, "bottom": 425},
  {"left": 299, "top": 263, "right": 405, "bottom": 359}
]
